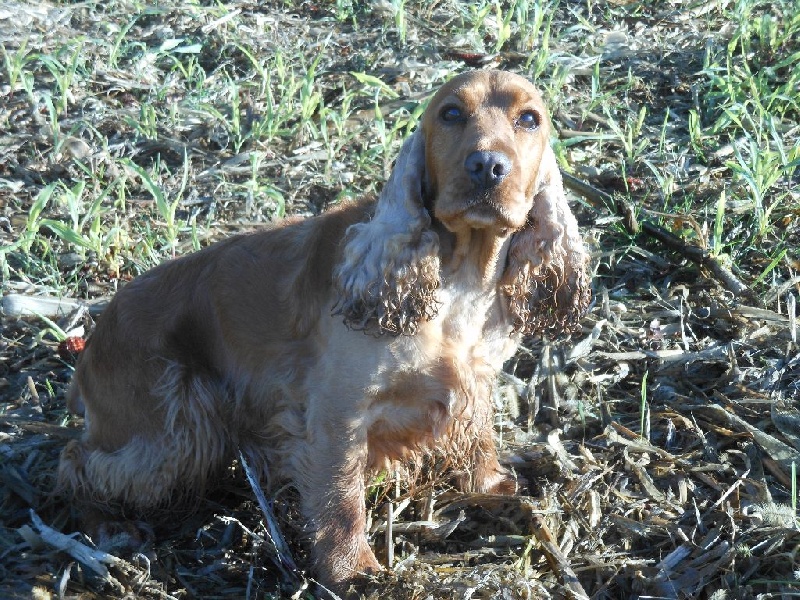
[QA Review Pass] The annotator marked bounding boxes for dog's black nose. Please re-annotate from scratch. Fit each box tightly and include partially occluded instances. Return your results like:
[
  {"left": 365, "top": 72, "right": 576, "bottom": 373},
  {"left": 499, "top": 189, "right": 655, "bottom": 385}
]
[{"left": 464, "top": 150, "right": 512, "bottom": 189}]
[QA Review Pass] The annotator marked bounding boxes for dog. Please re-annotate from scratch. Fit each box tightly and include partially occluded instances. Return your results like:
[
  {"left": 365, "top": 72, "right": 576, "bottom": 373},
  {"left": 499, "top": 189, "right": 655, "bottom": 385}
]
[{"left": 58, "top": 69, "right": 591, "bottom": 592}]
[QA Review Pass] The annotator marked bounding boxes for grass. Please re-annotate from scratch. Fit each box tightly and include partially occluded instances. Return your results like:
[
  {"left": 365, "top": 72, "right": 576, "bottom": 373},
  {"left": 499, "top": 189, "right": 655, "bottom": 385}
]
[
  {"left": 2, "top": 0, "right": 800, "bottom": 598},
  {"left": 4, "top": 0, "right": 792, "bottom": 298}
]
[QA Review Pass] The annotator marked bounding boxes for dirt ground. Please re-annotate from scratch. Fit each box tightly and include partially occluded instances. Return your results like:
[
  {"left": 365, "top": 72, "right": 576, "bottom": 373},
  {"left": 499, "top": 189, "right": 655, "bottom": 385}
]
[{"left": 1, "top": 1, "right": 799, "bottom": 599}]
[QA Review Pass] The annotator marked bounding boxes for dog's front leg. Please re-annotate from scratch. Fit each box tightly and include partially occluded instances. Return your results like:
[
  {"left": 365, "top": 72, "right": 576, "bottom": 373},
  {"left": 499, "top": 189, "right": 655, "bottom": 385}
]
[
  {"left": 468, "top": 420, "right": 519, "bottom": 495},
  {"left": 295, "top": 405, "right": 381, "bottom": 592},
  {"left": 453, "top": 377, "right": 520, "bottom": 495}
]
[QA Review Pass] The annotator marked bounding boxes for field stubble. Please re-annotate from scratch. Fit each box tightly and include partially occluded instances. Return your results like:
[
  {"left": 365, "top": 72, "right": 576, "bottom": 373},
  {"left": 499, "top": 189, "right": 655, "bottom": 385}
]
[{"left": 1, "top": 1, "right": 800, "bottom": 598}]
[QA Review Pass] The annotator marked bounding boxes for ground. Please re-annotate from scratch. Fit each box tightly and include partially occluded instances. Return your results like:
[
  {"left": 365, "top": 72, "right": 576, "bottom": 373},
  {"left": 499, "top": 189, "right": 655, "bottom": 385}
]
[{"left": 1, "top": 1, "right": 799, "bottom": 599}]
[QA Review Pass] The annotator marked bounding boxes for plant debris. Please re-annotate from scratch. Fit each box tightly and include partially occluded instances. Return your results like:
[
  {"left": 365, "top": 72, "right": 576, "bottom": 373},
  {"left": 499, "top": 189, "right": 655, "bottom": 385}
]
[{"left": 2, "top": 1, "right": 799, "bottom": 599}]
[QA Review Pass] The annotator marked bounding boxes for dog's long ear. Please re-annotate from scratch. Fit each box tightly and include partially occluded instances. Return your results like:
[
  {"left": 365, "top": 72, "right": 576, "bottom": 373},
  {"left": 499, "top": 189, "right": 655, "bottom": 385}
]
[
  {"left": 333, "top": 129, "right": 440, "bottom": 335},
  {"left": 500, "top": 146, "right": 591, "bottom": 336}
]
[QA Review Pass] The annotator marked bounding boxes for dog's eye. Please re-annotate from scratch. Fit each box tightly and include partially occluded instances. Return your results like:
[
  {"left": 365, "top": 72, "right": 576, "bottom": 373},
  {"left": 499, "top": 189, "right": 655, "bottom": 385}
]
[
  {"left": 517, "top": 110, "right": 540, "bottom": 130},
  {"left": 440, "top": 106, "right": 463, "bottom": 122}
]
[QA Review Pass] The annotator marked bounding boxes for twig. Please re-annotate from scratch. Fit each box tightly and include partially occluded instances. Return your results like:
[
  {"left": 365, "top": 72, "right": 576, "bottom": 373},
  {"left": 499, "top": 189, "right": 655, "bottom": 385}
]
[
  {"left": 385, "top": 501, "right": 394, "bottom": 568},
  {"left": 1, "top": 293, "right": 108, "bottom": 318},
  {"left": 561, "top": 171, "right": 759, "bottom": 305},
  {"left": 562, "top": 171, "right": 639, "bottom": 235},
  {"left": 29, "top": 510, "right": 120, "bottom": 580},
  {"left": 530, "top": 514, "right": 589, "bottom": 600},
  {"left": 238, "top": 451, "right": 304, "bottom": 587},
  {"left": 28, "top": 511, "right": 179, "bottom": 599}
]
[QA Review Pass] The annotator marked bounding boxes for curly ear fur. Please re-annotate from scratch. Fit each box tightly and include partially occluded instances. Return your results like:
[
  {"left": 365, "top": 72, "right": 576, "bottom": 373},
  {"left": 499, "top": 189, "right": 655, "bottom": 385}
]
[
  {"left": 500, "top": 147, "right": 591, "bottom": 336},
  {"left": 333, "top": 129, "right": 440, "bottom": 335}
]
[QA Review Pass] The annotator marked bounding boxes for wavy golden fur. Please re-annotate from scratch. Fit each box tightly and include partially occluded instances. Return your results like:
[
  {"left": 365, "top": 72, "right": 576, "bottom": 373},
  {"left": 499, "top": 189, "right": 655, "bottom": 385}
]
[{"left": 58, "top": 70, "right": 590, "bottom": 593}]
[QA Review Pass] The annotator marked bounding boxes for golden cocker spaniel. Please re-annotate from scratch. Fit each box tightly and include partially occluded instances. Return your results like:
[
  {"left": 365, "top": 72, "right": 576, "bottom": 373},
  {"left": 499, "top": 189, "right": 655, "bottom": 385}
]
[{"left": 58, "top": 70, "right": 591, "bottom": 592}]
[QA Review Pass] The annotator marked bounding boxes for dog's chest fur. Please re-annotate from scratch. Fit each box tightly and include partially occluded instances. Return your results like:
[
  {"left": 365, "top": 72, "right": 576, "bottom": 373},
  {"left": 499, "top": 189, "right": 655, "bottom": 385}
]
[{"left": 361, "top": 282, "right": 516, "bottom": 468}]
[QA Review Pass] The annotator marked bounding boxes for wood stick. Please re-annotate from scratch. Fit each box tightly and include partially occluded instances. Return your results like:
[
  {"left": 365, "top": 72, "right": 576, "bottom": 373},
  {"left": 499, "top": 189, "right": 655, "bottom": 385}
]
[{"left": 561, "top": 171, "right": 759, "bottom": 305}]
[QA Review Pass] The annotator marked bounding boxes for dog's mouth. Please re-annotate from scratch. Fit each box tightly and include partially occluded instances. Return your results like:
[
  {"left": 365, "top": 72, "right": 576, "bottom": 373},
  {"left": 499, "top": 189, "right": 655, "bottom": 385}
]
[
  {"left": 459, "top": 189, "right": 528, "bottom": 230},
  {"left": 461, "top": 200, "right": 512, "bottom": 227},
  {"left": 425, "top": 179, "right": 529, "bottom": 232}
]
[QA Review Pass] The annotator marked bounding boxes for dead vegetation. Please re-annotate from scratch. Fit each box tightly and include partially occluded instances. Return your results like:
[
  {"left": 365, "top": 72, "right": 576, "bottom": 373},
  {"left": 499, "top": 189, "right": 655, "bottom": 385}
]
[{"left": 2, "top": 1, "right": 800, "bottom": 598}]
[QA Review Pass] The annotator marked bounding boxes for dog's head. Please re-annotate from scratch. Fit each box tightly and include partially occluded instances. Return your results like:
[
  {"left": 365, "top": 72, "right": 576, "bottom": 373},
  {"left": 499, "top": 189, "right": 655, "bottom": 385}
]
[
  {"left": 421, "top": 70, "right": 551, "bottom": 234},
  {"left": 334, "top": 70, "right": 590, "bottom": 336}
]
